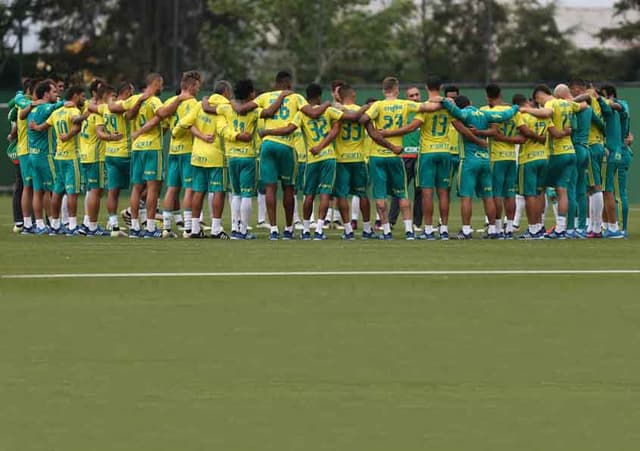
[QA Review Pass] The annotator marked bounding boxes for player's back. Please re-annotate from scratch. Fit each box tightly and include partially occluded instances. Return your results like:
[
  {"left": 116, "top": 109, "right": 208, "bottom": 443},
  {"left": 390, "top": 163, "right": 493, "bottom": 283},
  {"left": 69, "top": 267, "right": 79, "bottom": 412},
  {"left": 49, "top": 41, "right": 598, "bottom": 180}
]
[
  {"left": 49, "top": 106, "right": 80, "bottom": 159},
  {"left": 481, "top": 104, "right": 521, "bottom": 161},
  {"left": 366, "top": 99, "right": 418, "bottom": 157},
  {"left": 545, "top": 98, "right": 577, "bottom": 155},
  {"left": 255, "top": 91, "right": 306, "bottom": 147},
  {"left": 416, "top": 108, "right": 452, "bottom": 153},
  {"left": 519, "top": 113, "right": 550, "bottom": 164},
  {"left": 28, "top": 104, "right": 55, "bottom": 155},
  {"left": 336, "top": 104, "right": 365, "bottom": 163}
]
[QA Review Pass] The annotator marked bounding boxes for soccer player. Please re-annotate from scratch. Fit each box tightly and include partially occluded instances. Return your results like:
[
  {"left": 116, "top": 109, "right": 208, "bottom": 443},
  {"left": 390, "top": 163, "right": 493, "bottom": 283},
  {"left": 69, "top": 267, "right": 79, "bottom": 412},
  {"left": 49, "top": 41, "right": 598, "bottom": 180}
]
[
  {"left": 12, "top": 78, "right": 36, "bottom": 233},
  {"left": 519, "top": 84, "right": 585, "bottom": 239},
  {"left": 617, "top": 94, "right": 632, "bottom": 235},
  {"left": 230, "top": 71, "right": 330, "bottom": 240},
  {"left": 388, "top": 85, "right": 422, "bottom": 231},
  {"left": 29, "top": 86, "right": 85, "bottom": 235},
  {"left": 159, "top": 71, "right": 201, "bottom": 237},
  {"left": 444, "top": 85, "right": 461, "bottom": 194},
  {"left": 596, "top": 84, "right": 625, "bottom": 239},
  {"left": 359, "top": 76, "right": 441, "bottom": 240},
  {"left": 440, "top": 95, "right": 520, "bottom": 239},
  {"left": 26, "top": 79, "right": 62, "bottom": 234},
  {"left": 482, "top": 83, "right": 523, "bottom": 239},
  {"left": 261, "top": 83, "right": 352, "bottom": 240},
  {"left": 216, "top": 79, "right": 261, "bottom": 239},
  {"left": 512, "top": 94, "right": 551, "bottom": 239},
  {"left": 334, "top": 84, "right": 375, "bottom": 239}
]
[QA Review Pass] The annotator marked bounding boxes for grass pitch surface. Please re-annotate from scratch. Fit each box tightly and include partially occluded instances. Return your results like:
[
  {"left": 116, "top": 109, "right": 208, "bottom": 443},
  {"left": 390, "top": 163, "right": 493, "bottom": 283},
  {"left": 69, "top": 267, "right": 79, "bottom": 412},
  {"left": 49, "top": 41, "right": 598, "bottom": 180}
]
[{"left": 1, "top": 198, "right": 639, "bottom": 451}]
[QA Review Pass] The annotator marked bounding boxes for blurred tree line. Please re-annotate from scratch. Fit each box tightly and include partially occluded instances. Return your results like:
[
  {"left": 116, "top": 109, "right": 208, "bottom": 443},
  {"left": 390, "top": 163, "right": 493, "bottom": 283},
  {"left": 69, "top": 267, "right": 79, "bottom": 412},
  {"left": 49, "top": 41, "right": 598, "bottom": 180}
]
[{"left": 1, "top": 0, "right": 639, "bottom": 89}]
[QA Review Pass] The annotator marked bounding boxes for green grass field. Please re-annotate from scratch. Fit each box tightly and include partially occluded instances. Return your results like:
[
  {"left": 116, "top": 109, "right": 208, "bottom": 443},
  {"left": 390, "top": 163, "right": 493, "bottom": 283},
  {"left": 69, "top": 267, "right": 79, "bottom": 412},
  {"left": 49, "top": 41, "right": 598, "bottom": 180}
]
[{"left": 1, "top": 197, "right": 640, "bottom": 451}]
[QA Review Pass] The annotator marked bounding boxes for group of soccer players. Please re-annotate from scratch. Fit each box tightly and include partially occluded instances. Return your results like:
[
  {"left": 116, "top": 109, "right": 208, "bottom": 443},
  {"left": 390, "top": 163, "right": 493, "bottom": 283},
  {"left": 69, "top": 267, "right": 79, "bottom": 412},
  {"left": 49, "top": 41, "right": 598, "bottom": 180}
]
[{"left": 5, "top": 70, "right": 633, "bottom": 240}]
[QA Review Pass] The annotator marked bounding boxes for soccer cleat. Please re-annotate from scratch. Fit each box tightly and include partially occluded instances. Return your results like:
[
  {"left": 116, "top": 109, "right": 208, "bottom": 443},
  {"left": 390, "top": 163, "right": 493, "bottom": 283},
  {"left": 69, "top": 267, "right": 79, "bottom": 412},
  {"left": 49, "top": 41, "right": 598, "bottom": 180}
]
[
  {"left": 237, "top": 232, "right": 256, "bottom": 240},
  {"left": 350, "top": 220, "right": 358, "bottom": 231},
  {"left": 189, "top": 230, "right": 206, "bottom": 239},
  {"left": 313, "top": 232, "right": 327, "bottom": 240},
  {"left": 455, "top": 230, "right": 472, "bottom": 240},
  {"left": 544, "top": 230, "right": 566, "bottom": 239},
  {"left": 269, "top": 231, "right": 280, "bottom": 240},
  {"left": 341, "top": 231, "right": 355, "bottom": 240},
  {"left": 48, "top": 227, "right": 63, "bottom": 236},
  {"left": 603, "top": 229, "right": 624, "bottom": 239},
  {"left": 20, "top": 226, "right": 34, "bottom": 235},
  {"left": 361, "top": 230, "right": 376, "bottom": 240},
  {"left": 503, "top": 231, "right": 514, "bottom": 240},
  {"left": 162, "top": 230, "right": 178, "bottom": 238},
  {"left": 518, "top": 230, "right": 537, "bottom": 240},
  {"left": 301, "top": 231, "right": 311, "bottom": 240},
  {"left": 87, "top": 227, "right": 112, "bottom": 237},
  {"left": 485, "top": 233, "right": 501, "bottom": 240},
  {"left": 78, "top": 224, "right": 89, "bottom": 236},
  {"left": 120, "top": 208, "right": 132, "bottom": 227},
  {"left": 575, "top": 230, "right": 587, "bottom": 239},
  {"left": 110, "top": 227, "right": 127, "bottom": 238},
  {"left": 294, "top": 221, "right": 304, "bottom": 230},
  {"left": 623, "top": 230, "right": 628, "bottom": 238},
  {"left": 230, "top": 231, "right": 242, "bottom": 240},
  {"left": 256, "top": 221, "right": 271, "bottom": 229},
  {"left": 12, "top": 224, "right": 23, "bottom": 233},
  {"left": 565, "top": 230, "right": 578, "bottom": 239},
  {"left": 418, "top": 232, "right": 436, "bottom": 240},
  {"left": 379, "top": 232, "right": 393, "bottom": 240},
  {"left": 282, "top": 230, "right": 294, "bottom": 240},
  {"left": 128, "top": 229, "right": 141, "bottom": 238},
  {"left": 586, "top": 231, "right": 602, "bottom": 239},
  {"left": 64, "top": 226, "right": 82, "bottom": 236},
  {"left": 211, "top": 231, "right": 230, "bottom": 240},
  {"left": 34, "top": 226, "right": 51, "bottom": 235},
  {"left": 439, "top": 231, "right": 449, "bottom": 241},
  {"left": 405, "top": 231, "right": 416, "bottom": 241},
  {"left": 142, "top": 229, "right": 163, "bottom": 239}
]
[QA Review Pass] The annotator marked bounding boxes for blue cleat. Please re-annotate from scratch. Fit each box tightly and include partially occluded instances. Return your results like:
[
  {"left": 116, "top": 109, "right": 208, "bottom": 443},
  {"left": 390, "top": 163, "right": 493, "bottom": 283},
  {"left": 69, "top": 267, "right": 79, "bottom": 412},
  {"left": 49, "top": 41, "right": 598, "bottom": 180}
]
[
  {"left": 230, "top": 231, "right": 241, "bottom": 240},
  {"left": 379, "top": 232, "right": 393, "bottom": 241},
  {"left": 545, "top": 229, "right": 566, "bottom": 239},
  {"left": 575, "top": 230, "right": 587, "bottom": 239},
  {"left": 64, "top": 226, "right": 82, "bottom": 236},
  {"left": 269, "top": 231, "right": 280, "bottom": 241},
  {"left": 455, "top": 230, "right": 472, "bottom": 240},
  {"left": 405, "top": 231, "right": 415, "bottom": 241},
  {"left": 485, "top": 233, "right": 501, "bottom": 240},
  {"left": 34, "top": 226, "right": 51, "bottom": 235},
  {"left": 565, "top": 230, "right": 578, "bottom": 239},
  {"left": 439, "top": 231, "right": 449, "bottom": 241},
  {"left": 142, "top": 229, "right": 163, "bottom": 239},
  {"left": 361, "top": 230, "right": 376, "bottom": 240},
  {"left": 341, "top": 232, "right": 355, "bottom": 240},
  {"left": 235, "top": 232, "right": 256, "bottom": 240},
  {"left": 87, "top": 227, "right": 111, "bottom": 237},
  {"left": 418, "top": 232, "right": 436, "bottom": 240},
  {"left": 282, "top": 230, "right": 294, "bottom": 240},
  {"left": 503, "top": 231, "right": 514, "bottom": 240},
  {"left": 48, "top": 227, "right": 63, "bottom": 236},
  {"left": 20, "top": 226, "right": 34, "bottom": 235},
  {"left": 313, "top": 232, "right": 327, "bottom": 240},
  {"left": 518, "top": 230, "right": 537, "bottom": 240},
  {"left": 301, "top": 231, "right": 311, "bottom": 240},
  {"left": 603, "top": 228, "right": 624, "bottom": 239},
  {"left": 128, "top": 228, "right": 141, "bottom": 238}
]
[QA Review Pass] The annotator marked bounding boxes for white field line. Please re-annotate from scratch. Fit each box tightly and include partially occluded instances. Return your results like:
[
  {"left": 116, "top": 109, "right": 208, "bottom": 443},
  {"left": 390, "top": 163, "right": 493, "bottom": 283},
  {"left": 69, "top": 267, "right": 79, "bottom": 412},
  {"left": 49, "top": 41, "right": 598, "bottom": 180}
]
[{"left": 2, "top": 269, "right": 640, "bottom": 279}]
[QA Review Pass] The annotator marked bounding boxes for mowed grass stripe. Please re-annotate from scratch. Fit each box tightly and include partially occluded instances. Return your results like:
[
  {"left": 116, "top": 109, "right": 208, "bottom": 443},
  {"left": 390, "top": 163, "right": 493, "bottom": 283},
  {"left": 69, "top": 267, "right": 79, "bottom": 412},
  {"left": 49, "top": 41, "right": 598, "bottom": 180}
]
[{"left": 3, "top": 269, "right": 640, "bottom": 279}]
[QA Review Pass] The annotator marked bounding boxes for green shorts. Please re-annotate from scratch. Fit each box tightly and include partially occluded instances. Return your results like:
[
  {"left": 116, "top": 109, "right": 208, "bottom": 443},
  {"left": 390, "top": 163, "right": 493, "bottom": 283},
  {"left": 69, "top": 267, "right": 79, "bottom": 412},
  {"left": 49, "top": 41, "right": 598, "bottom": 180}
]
[
  {"left": 304, "top": 159, "right": 336, "bottom": 196},
  {"left": 259, "top": 140, "right": 296, "bottom": 186},
  {"left": 18, "top": 154, "right": 33, "bottom": 187},
  {"left": 192, "top": 166, "right": 226, "bottom": 193},
  {"left": 166, "top": 153, "right": 192, "bottom": 189},
  {"left": 518, "top": 159, "right": 547, "bottom": 197},
  {"left": 131, "top": 150, "right": 162, "bottom": 184},
  {"left": 458, "top": 158, "right": 492, "bottom": 198},
  {"left": 491, "top": 160, "right": 517, "bottom": 198},
  {"left": 82, "top": 161, "right": 106, "bottom": 190},
  {"left": 368, "top": 156, "right": 407, "bottom": 200},
  {"left": 295, "top": 162, "right": 306, "bottom": 192},
  {"left": 416, "top": 152, "right": 450, "bottom": 189},
  {"left": 228, "top": 157, "right": 257, "bottom": 198},
  {"left": 603, "top": 149, "right": 624, "bottom": 193},
  {"left": 546, "top": 154, "right": 576, "bottom": 189},
  {"left": 334, "top": 161, "right": 368, "bottom": 198},
  {"left": 30, "top": 154, "right": 55, "bottom": 192},
  {"left": 588, "top": 143, "right": 605, "bottom": 188},
  {"left": 53, "top": 159, "right": 81, "bottom": 195},
  {"left": 105, "top": 156, "right": 130, "bottom": 190}
]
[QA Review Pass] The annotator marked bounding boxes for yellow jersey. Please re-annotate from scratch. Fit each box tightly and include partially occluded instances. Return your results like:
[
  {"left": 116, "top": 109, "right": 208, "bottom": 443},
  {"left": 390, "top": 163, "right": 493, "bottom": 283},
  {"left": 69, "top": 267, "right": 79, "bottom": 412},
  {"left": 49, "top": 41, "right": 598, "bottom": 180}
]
[
  {"left": 16, "top": 105, "right": 31, "bottom": 156},
  {"left": 519, "top": 113, "right": 551, "bottom": 164},
  {"left": 364, "top": 99, "right": 421, "bottom": 157},
  {"left": 544, "top": 98, "right": 580, "bottom": 156},
  {"left": 254, "top": 91, "right": 307, "bottom": 147},
  {"left": 481, "top": 105, "right": 523, "bottom": 161},
  {"left": 217, "top": 103, "right": 261, "bottom": 159},
  {"left": 448, "top": 124, "right": 460, "bottom": 155},
  {"left": 101, "top": 103, "right": 130, "bottom": 158},
  {"left": 79, "top": 111, "right": 106, "bottom": 163},
  {"left": 335, "top": 104, "right": 366, "bottom": 163},
  {"left": 128, "top": 95, "right": 163, "bottom": 151},
  {"left": 164, "top": 96, "right": 198, "bottom": 154},
  {"left": 588, "top": 95, "right": 605, "bottom": 145},
  {"left": 292, "top": 107, "right": 344, "bottom": 164},
  {"left": 174, "top": 103, "right": 226, "bottom": 168},
  {"left": 414, "top": 109, "right": 453, "bottom": 154},
  {"left": 293, "top": 129, "right": 306, "bottom": 163},
  {"left": 46, "top": 106, "right": 81, "bottom": 160}
]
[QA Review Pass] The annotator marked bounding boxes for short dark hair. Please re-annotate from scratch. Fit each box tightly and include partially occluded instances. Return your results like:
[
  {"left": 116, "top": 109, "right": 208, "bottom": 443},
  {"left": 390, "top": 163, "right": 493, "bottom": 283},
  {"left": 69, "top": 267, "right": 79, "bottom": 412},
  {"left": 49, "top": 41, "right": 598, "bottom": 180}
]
[
  {"left": 512, "top": 93, "right": 527, "bottom": 106},
  {"left": 275, "top": 71, "right": 292, "bottom": 86},
  {"left": 22, "top": 77, "right": 34, "bottom": 92},
  {"left": 443, "top": 85, "right": 459, "bottom": 96},
  {"left": 117, "top": 81, "right": 133, "bottom": 95},
  {"left": 65, "top": 86, "right": 85, "bottom": 100},
  {"left": 425, "top": 75, "right": 442, "bottom": 91},
  {"left": 485, "top": 83, "right": 501, "bottom": 99},
  {"left": 600, "top": 83, "right": 617, "bottom": 98},
  {"left": 214, "top": 80, "right": 232, "bottom": 95},
  {"left": 331, "top": 79, "right": 346, "bottom": 90},
  {"left": 306, "top": 83, "right": 322, "bottom": 100},
  {"left": 382, "top": 76, "right": 399, "bottom": 92},
  {"left": 454, "top": 95, "right": 470, "bottom": 109},
  {"left": 338, "top": 84, "right": 355, "bottom": 100},
  {"left": 34, "top": 79, "right": 55, "bottom": 99},
  {"left": 568, "top": 78, "right": 586, "bottom": 88},
  {"left": 234, "top": 79, "right": 255, "bottom": 101},
  {"left": 532, "top": 84, "right": 552, "bottom": 98},
  {"left": 97, "top": 84, "right": 115, "bottom": 99},
  {"left": 89, "top": 78, "right": 105, "bottom": 95}
]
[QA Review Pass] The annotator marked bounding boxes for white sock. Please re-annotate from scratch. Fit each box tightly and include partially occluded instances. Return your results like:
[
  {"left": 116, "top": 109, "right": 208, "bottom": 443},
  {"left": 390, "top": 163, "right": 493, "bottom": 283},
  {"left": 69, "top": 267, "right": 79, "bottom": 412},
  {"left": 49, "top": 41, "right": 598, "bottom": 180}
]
[
  {"left": 184, "top": 210, "right": 192, "bottom": 231},
  {"left": 51, "top": 218, "right": 61, "bottom": 229},
  {"left": 462, "top": 225, "right": 472, "bottom": 235},
  {"left": 303, "top": 220, "right": 311, "bottom": 233},
  {"left": 240, "top": 198, "right": 252, "bottom": 234},
  {"left": 343, "top": 222, "right": 353, "bottom": 234},
  {"left": 488, "top": 224, "right": 497, "bottom": 234},
  {"left": 293, "top": 196, "right": 301, "bottom": 223},
  {"left": 24, "top": 217, "right": 33, "bottom": 228},
  {"left": 316, "top": 219, "right": 325, "bottom": 231},
  {"left": 403, "top": 219, "right": 412, "bottom": 233},
  {"left": 506, "top": 220, "right": 514, "bottom": 233},
  {"left": 591, "top": 191, "right": 603, "bottom": 232},
  {"left": 61, "top": 195, "right": 69, "bottom": 224},
  {"left": 556, "top": 216, "right": 567, "bottom": 233},
  {"left": 351, "top": 197, "right": 360, "bottom": 220},
  {"left": 108, "top": 215, "right": 118, "bottom": 228},
  {"left": 173, "top": 210, "right": 182, "bottom": 223},
  {"left": 131, "top": 218, "right": 140, "bottom": 231},
  {"left": 609, "top": 222, "right": 619, "bottom": 232},
  {"left": 192, "top": 218, "right": 201, "bottom": 234},
  {"left": 139, "top": 208, "right": 147, "bottom": 224},
  {"left": 36, "top": 219, "right": 45, "bottom": 229},
  {"left": 270, "top": 225, "right": 278, "bottom": 234},
  {"left": 325, "top": 208, "right": 333, "bottom": 222},
  {"left": 363, "top": 221, "right": 372, "bottom": 233},
  {"left": 89, "top": 221, "right": 98, "bottom": 232},
  {"left": 212, "top": 218, "right": 222, "bottom": 234},
  {"left": 231, "top": 196, "right": 241, "bottom": 231},
  {"left": 162, "top": 210, "right": 172, "bottom": 230},
  {"left": 424, "top": 224, "right": 433, "bottom": 234},
  {"left": 383, "top": 222, "right": 391, "bottom": 234},
  {"left": 83, "top": 215, "right": 90, "bottom": 227},
  {"left": 146, "top": 219, "right": 155, "bottom": 232},
  {"left": 496, "top": 219, "right": 503, "bottom": 231},
  {"left": 69, "top": 217, "right": 77, "bottom": 229},
  {"left": 258, "top": 193, "right": 267, "bottom": 223},
  {"left": 514, "top": 195, "right": 525, "bottom": 227},
  {"left": 440, "top": 224, "right": 448, "bottom": 234}
]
